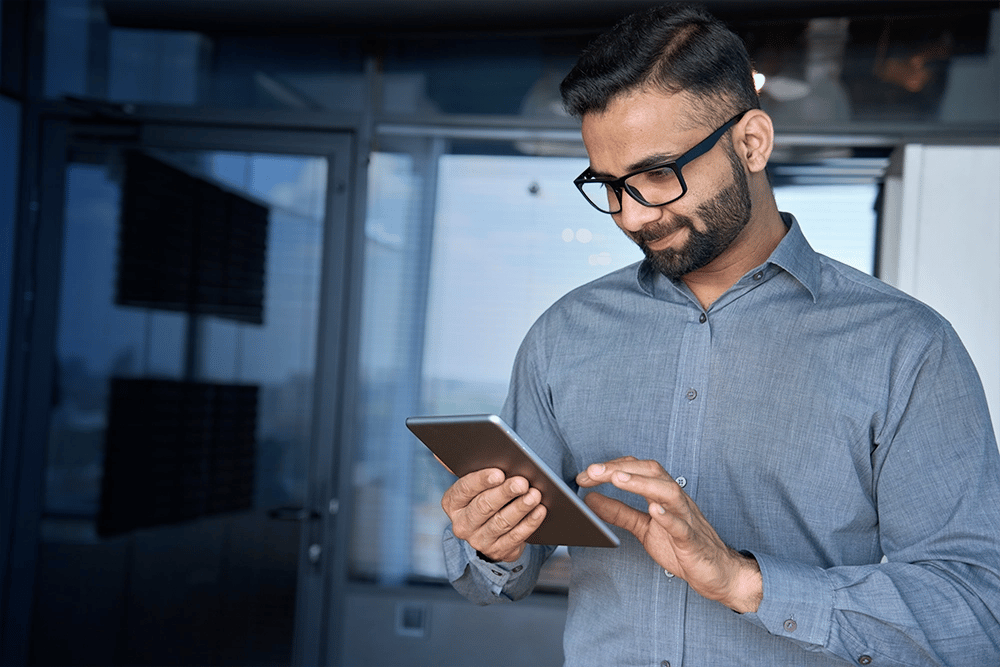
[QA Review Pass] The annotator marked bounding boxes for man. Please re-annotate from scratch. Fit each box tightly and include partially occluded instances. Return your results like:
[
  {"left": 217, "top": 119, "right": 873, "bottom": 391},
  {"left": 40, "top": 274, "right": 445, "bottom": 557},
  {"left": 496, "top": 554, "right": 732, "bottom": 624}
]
[{"left": 440, "top": 4, "right": 1000, "bottom": 665}]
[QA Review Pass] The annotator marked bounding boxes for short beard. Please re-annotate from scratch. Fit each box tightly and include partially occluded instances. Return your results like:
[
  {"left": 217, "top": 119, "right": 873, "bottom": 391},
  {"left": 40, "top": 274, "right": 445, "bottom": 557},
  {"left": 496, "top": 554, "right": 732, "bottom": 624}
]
[{"left": 631, "top": 143, "right": 753, "bottom": 281}]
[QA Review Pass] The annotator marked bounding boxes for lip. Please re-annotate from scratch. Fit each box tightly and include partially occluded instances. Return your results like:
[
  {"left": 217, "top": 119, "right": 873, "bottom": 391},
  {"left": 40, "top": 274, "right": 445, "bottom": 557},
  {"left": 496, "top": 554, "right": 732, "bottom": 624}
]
[{"left": 644, "top": 226, "right": 687, "bottom": 251}]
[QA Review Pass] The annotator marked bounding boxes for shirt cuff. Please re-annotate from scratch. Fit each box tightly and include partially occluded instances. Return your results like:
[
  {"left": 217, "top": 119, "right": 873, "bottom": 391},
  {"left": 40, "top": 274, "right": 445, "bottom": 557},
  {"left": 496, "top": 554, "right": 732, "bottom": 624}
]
[
  {"left": 462, "top": 539, "right": 531, "bottom": 596},
  {"left": 442, "top": 524, "right": 531, "bottom": 598},
  {"left": 738, "top": 550, "right": 835, "bottom": 649}
]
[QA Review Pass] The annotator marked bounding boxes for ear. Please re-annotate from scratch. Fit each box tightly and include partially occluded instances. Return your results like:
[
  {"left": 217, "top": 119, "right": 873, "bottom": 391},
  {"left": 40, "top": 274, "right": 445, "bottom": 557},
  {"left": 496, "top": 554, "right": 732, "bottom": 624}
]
[{"left": 736, "top": 110, "right": 773, "bottom": 174}]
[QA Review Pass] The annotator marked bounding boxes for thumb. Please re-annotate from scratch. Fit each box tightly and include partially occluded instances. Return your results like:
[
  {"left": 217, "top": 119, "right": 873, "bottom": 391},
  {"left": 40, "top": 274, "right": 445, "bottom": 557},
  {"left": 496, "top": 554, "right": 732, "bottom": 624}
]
[{"left": 585, "top": 492, "right": 648, "bottom": 538}]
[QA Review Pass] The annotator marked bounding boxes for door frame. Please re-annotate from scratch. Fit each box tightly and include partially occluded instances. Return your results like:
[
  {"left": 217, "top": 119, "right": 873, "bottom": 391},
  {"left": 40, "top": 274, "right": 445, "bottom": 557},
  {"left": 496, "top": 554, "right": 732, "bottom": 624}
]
[{"left": 0, "top": 110, "right": 361, "bottom": 666}]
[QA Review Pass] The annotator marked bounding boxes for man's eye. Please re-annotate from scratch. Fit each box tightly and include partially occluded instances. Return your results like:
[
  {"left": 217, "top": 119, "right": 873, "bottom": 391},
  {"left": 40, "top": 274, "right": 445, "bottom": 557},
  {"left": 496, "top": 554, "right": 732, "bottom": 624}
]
[{"left": 644, "top": 167, "right": 677, "bottom": 182}]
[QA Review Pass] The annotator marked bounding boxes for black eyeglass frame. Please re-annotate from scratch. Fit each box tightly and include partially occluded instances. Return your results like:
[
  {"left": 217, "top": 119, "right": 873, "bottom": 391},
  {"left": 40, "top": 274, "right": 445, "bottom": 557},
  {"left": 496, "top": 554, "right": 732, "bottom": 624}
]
[{"left": 573, "top": 110, "right": 749, "bottom": 214}]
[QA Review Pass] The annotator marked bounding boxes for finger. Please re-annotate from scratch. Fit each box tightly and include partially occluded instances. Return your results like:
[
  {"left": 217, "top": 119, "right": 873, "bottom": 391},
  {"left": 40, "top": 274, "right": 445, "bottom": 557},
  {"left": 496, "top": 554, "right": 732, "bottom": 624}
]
[
  {"left": 605, "top": 471, "right": 686, "bottom": 509},
  {"left": 584, "top": 492, "right": 649, "bottom": 538},
  {"left": 648, "top": 502, "right": 689, "bottom": 536},
  {"left": 480, "top": 485, "right": 540, "bottom": 535},
  {"left": 473, "top": 502, "right": 548, "bottom": 561},
  {"left": 474, "top": 479, "right": 542, "bottom": 536},
  {"left": 447, "top": 476, "right": 532, "bottom": 537},
  {"left": 442, "top": 468, "right": 506, "bottom": 512},
  {"left": 576, "top": 457, "right": 665, "bottom": 486},
  {"left": 468, "top": 476, "right": 530, "bottom": 521}
]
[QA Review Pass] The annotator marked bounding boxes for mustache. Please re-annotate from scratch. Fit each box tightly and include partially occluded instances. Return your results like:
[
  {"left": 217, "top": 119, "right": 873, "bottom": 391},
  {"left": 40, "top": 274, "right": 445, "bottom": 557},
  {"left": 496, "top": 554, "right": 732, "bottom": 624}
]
[{"left": 629, "top": 215, "right": 694, "bottom": 245}]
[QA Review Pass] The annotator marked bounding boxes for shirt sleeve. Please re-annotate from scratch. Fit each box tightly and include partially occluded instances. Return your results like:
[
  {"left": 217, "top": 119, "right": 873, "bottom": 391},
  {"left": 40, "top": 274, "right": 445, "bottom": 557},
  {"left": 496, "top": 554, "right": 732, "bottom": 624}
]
[
  {"left": 443, "top": 523, "right": 555, "bottom": 604},
  {"left": 739, "top": 322, "right": 1000, "bottom": 666},
  {"left": 442, "top": 310, "right": 568, "bottom": 606}
]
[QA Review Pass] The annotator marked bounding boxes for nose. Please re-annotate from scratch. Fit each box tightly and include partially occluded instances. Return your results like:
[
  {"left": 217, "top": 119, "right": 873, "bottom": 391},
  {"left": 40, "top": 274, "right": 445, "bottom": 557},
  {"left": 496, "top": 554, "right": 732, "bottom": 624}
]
[{"left": 614, "top": 189, "right": 663, "bottom": 233}]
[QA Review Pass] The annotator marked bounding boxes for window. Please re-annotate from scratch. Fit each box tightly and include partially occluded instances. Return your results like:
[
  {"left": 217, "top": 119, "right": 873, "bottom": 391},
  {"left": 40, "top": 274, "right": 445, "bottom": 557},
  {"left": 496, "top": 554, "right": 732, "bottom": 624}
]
[
  {"left": 350, "top": 137, "right": 880, "bottom": 589},
  {"left": 351, "top": 143, "right": 640, "bottom": 587}
]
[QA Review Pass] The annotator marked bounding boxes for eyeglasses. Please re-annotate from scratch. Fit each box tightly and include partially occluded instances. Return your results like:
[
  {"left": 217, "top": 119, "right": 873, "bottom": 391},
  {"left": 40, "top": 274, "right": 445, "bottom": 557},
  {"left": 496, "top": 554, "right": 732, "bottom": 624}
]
[{"left": 573, "top": 111, "right": 748, "bottom": 215}]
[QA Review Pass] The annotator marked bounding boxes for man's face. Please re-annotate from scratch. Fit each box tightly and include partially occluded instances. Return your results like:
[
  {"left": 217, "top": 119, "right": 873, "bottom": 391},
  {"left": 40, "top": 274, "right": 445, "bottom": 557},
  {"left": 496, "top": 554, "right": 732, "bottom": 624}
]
[{"left": 580, "top": 90, "right": 752, "bottom": 280}]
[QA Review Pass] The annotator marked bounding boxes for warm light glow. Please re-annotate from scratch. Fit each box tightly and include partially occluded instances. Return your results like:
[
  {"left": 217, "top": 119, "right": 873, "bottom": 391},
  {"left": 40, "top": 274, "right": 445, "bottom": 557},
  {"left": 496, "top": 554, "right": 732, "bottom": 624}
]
[{"left": 753, "top": 71, "right": 766, "bottom": 92}]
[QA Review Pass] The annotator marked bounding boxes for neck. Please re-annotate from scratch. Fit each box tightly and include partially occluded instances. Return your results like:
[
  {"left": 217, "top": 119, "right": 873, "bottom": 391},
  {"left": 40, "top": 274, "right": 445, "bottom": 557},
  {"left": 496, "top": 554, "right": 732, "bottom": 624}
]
[{"left": 681, "top": 197, "right": 787, "bottom": 310}]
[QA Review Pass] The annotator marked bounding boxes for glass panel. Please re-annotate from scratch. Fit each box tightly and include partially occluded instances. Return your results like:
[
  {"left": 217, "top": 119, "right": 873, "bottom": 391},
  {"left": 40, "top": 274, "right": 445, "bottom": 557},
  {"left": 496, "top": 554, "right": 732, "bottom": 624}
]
[
  {"left": 43, "top": 0, "right": 90, "bottom": 99},
  {"left": 351, "top": 143, "right": 642, "bottom": 589},
  {"left": 0, "top": 95, "right": 19, "bottom": 442},
  {"left": 773, "top": 183, "right": 879, "bottom": 275},
  {"left": 39, "top": 0, "right": 999, "bottom": 129},
  {"left": 379, "top": 10, "right": 1000, "bottom": 128},
  {"left": 107, "top": 29, "right": 205, "bottom": 105},
  {"left": 33, "top": 144, "right": 328, "bottom": 666}
]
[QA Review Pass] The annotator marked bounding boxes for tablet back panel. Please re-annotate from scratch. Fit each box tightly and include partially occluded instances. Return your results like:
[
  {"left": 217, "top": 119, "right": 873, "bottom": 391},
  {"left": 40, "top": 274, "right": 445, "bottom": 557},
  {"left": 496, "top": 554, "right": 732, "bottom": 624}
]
[{"left": 406, "top": 414, "right": 619, "bottom": 548}]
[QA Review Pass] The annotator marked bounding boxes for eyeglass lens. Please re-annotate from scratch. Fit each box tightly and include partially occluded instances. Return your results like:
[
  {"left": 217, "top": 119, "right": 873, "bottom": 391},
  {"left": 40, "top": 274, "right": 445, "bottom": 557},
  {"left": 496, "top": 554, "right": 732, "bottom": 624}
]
[{"left": 579, "top": 165, "right": 683, "bottom": 214}]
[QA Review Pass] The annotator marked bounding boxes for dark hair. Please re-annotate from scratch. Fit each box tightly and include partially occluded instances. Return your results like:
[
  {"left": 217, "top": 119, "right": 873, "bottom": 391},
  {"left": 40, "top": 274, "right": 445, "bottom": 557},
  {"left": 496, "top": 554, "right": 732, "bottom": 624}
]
[{"left": 560, "top": 3, "right": 759, "bottom": 127}]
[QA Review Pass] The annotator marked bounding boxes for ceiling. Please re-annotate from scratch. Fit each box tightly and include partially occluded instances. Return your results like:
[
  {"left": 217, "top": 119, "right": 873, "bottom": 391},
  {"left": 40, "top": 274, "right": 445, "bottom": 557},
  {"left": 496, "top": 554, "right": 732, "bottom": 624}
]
[{"left": 103, "top": 0, "right": 997, "bottom": 35}]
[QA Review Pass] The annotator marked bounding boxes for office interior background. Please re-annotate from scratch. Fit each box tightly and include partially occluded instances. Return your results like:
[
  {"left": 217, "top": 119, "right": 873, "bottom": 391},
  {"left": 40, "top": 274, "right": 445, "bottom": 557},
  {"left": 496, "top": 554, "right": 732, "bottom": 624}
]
[{"left": 0, "top": 0, "right": 997, "bottom": 665}]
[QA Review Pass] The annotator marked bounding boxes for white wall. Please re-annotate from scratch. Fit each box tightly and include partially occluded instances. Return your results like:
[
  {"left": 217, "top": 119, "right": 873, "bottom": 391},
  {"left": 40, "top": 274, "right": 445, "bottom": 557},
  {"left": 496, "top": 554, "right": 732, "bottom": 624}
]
[{"left": 881, "top": 144, "right": 1000, "bottom": 442}]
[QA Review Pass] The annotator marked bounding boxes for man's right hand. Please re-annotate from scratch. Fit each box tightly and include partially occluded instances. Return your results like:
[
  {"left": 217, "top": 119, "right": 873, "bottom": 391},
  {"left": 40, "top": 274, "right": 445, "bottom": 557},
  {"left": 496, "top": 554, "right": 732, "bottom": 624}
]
[{"left": 441, "top": 468, "right": 547, "bottom": 563}]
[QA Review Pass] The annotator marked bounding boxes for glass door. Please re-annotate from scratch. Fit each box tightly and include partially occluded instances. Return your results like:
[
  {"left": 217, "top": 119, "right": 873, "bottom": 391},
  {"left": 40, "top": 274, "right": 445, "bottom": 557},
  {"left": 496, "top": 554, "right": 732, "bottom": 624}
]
[{"left": 28, "top": 122, "right": 352, "bottom": 666}]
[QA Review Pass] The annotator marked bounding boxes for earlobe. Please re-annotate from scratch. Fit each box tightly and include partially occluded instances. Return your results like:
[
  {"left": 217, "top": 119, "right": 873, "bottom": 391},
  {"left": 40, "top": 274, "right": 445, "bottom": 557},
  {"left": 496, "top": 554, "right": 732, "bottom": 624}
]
[{"left": 739, "top": 110, "right": 774, "bottom": 174}]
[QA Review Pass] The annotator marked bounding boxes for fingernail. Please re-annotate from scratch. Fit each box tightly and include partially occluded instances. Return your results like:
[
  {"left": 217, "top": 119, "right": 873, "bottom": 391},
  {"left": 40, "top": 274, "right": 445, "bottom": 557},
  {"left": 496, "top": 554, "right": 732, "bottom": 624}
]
[
  {"left": 590, "top": 463, "right": 605, "bottom": 475},
  {"left": 651, "top": 503, "right": 665, "bottom": 515},
  {"left": 488, "top": 471, "right": 503, "bottom": 484},
  {"left": 614, "top": 471, "right": 630, "bottom": 482}
]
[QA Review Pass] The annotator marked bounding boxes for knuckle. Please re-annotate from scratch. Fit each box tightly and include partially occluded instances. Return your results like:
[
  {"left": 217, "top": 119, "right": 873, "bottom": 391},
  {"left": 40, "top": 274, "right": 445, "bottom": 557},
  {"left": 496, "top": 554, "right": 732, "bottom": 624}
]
[
  {"left": 451, "top": 520, "right": 472, "bottom": 542},
  {"left": 473, "top": 494, "right": 496, "bottom": 517},
  {"left": 456, "top": 475, "right": 477, "bottom": 497},
  {"left": 491, "top": 510, "right": 513, "bottom": 532}
]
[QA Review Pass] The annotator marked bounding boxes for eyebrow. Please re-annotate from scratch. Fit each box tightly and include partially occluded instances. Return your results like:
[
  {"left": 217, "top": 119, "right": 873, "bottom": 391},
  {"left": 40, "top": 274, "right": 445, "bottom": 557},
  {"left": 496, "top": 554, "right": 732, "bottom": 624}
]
[{"left": 588, "top": 152, "right": 679, "bottom": 179}]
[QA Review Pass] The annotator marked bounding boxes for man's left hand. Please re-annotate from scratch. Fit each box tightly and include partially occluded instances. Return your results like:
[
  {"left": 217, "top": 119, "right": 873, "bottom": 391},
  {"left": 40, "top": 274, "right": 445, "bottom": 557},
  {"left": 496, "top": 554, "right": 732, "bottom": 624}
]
[{"left": 577, "top": 456, "right": 763, "bottom": 613}]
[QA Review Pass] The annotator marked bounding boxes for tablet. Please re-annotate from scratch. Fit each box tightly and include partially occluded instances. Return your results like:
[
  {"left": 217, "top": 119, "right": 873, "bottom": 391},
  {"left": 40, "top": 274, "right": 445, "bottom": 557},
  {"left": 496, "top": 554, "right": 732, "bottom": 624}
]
[{"left": 405, "top": 414, "right": 619, "bottom": 548}]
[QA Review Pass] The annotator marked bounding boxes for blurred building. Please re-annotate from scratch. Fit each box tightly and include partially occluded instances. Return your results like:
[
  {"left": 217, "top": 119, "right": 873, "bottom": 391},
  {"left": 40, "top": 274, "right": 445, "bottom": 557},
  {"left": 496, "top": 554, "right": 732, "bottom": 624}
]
[{"left": 1, "top": 1, "right": 997, "bottom": 665}]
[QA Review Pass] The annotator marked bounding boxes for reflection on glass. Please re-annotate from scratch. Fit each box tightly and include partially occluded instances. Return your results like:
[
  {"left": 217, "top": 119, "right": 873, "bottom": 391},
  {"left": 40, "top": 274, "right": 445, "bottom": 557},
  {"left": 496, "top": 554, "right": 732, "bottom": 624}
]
[
  {"left": 37, "top": 147, "right": 329, "bottom": 666},
  {"left": 47, "top": 152, "right": 327, "bottom": 518}
]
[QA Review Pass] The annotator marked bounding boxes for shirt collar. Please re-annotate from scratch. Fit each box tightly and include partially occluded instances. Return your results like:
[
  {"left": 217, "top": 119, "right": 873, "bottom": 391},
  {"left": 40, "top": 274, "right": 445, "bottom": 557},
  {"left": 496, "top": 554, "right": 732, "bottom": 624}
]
[
  {"left": 768, "top": 212, "right": 821, "bottom": 303},
  {"left": 635, "top": 212, "right": 822, "bottom": 303}
]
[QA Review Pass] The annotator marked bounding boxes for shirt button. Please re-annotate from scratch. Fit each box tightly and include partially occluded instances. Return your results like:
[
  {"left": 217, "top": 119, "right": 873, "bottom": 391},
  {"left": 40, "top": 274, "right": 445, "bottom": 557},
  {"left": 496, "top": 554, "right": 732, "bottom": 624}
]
[
  {"left": 661, "top": 661, "right": 671, "bottom": 667},
  {"left": 512, "top": 565, "right": 523, "bottom": 573},
  {"left": 663, "top": 569, "right": 675, "bottom": 578},
  {"left": 686, "top": 388, "right": 697, "bottom": 400},
  {"left": 698, "top": 312, "right": 707, "bottom": 323},
  {"left": 783, "top": 619, "right": 797, "bottom": 632},
  {"left": 674, "top": 476, "right": 687, "bottom": 488},
  {"left": 857, "top": 656, "right": 872, "bottom": 665},
  {"left": 753, "top": 271, "right": 764, "bottom": 280},
  {"left": 491, "top": 569, "right": 503, "bottom": 576}
]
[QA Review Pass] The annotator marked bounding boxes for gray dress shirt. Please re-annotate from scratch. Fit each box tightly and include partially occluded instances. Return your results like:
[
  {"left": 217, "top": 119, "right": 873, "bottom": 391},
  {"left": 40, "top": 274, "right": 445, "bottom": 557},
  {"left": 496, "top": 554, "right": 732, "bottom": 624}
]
[{"left": 444, "top": 215, "right": 1000, "bottom": 666}]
